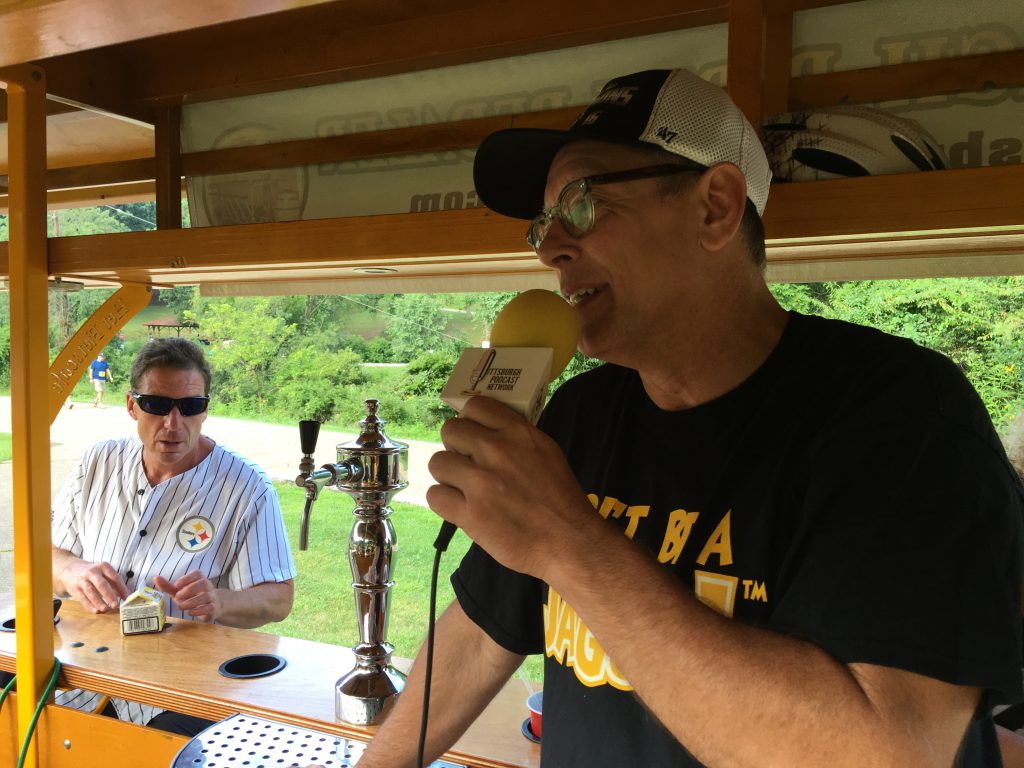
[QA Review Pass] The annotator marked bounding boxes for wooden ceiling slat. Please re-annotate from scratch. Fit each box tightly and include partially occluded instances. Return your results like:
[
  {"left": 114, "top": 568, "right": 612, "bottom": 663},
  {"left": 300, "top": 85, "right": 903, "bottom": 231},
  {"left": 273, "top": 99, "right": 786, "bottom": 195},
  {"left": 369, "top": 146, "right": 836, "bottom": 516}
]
[
  {"left": 788, "top": 49, "right": 1024, "bottom": 111},
  {"left": 37, "top": 159, "right": 157, "bottom": 191},
  {"left": 0, "top": 182, "right": 164, "bottom": 214},
  {"left": 769, "top": 0, "right": 861, "bottom": 12},
  {"left": 763, "top": 165, "right": 1024, "bottom": 240},
  {"left": 0, "top": 0, "right": 340, "bottom": 69},
  {"left": 23, "top": 47, "right": 149, "bottom": 123},
  {"left": 125, "top": 0, "right": 728, "bottom": 106},
  {"left": 0, "top": 95, "right": 80, "bottom": 123},
  {"left": 43, "top": 208, "right": 530, "bottom": 277},
  {"left": 180, "top": 106, "right": 583, "bottom": 177},
  {"left": 0, "top": 167, "right": 1022, "bottom": 285},
  {"left": 18, "top": 105, "right": 584, "bottom": 192}
]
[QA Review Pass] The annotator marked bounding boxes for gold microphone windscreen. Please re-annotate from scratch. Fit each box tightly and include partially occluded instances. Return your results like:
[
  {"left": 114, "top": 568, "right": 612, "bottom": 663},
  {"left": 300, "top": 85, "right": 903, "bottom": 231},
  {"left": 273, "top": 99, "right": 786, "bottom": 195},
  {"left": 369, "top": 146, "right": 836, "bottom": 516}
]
[{"left": 488, "top": 290, "right": 579, "bottom": 382}]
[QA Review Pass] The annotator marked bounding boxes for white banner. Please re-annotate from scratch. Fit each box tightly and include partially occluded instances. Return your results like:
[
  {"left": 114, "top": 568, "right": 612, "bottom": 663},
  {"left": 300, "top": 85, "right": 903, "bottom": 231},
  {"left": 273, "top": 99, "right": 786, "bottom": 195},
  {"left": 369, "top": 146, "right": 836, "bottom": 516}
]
[{"left": 183, "top": 0, "right": 1023, "bottom": 228}]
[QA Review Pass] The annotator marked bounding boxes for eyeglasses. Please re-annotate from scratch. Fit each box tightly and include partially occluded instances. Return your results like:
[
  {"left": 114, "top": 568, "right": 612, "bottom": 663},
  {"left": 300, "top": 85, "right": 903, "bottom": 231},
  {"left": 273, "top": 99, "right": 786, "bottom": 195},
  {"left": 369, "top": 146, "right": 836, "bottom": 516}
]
[
  {"left": 527, "top": 162, "right": 707, "bottom": 252},
  {"left": 130, "top": 390, "right": 210, "bottom": 417}
]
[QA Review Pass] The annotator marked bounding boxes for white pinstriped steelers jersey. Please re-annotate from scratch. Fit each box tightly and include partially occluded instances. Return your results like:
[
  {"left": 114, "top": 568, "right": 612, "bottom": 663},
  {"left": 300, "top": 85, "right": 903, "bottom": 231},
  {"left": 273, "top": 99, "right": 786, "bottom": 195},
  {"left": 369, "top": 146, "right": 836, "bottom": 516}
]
[{"left": 52, "top": 436, "right": 297, "bottom": 725}]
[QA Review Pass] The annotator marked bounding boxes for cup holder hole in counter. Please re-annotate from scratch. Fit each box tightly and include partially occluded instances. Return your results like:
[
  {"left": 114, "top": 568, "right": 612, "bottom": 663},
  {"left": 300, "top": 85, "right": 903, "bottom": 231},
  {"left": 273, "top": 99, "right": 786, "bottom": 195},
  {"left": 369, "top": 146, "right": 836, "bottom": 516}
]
[
  {"left": 1, "top": 600, "right": 63, "bottom": 632},
  {"left": 0, "top": 616, "right": 60, "bottom": 632},
  {"left": 218, "top": 653, "right": 287, "bottom": 679}
]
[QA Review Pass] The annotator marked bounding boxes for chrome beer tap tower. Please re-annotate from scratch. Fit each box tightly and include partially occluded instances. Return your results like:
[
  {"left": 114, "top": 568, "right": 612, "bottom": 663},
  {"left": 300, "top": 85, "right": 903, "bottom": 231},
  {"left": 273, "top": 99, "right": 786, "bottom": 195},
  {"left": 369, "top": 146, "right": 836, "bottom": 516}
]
[{"left": 295, "top": 399, "right": 408, "bottom": 725}]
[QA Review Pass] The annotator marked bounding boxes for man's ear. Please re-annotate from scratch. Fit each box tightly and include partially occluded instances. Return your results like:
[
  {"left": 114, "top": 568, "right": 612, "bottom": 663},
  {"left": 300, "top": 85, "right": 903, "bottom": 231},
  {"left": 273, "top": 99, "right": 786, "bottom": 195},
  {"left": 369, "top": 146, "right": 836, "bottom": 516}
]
[
  {"left": 126, "top": 392, "right": 138, "bottom": 421},
  {"left": 696, "top": 162, "right": 747, "bottom": 253}
]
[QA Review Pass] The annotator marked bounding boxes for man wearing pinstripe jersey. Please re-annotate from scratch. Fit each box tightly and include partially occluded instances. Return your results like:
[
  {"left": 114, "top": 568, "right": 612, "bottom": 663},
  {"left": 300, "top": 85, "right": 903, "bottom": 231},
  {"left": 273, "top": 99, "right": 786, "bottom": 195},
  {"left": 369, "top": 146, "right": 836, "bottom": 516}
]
[{"left": 49, "top": 337, "right": 297, "bottom": 734}]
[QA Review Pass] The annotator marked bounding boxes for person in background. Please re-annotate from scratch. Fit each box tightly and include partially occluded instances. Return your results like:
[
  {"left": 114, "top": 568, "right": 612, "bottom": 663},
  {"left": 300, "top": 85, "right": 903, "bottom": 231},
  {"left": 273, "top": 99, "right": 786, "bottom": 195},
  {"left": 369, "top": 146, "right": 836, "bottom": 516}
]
[
  {"left": 89, "top": 352, "right": 112, "bottom": 407},
  {"left": 50, "top": 337, "right": 296, "bottom": 736},
  {"left": 358, "top": 68, "right": 1023, "bottom": 767}
]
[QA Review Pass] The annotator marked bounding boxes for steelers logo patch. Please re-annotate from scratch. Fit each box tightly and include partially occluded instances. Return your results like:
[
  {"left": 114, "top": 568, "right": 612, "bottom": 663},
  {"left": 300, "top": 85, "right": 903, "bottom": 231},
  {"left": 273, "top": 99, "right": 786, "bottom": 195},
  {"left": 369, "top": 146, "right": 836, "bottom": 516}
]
[{"left": 177, "top": 516, "right": 215, "bottom": 553}]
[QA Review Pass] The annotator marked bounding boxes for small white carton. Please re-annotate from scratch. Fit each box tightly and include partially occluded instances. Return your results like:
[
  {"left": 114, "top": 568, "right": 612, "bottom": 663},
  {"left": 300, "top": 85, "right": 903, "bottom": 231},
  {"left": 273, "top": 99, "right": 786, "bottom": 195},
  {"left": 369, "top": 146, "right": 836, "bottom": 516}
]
[
  {"left": 120, "top": 586, "right": 166, "bottom": 636},
  {"left": 441, "top": 347, "right": 553, "bottom": 425}
]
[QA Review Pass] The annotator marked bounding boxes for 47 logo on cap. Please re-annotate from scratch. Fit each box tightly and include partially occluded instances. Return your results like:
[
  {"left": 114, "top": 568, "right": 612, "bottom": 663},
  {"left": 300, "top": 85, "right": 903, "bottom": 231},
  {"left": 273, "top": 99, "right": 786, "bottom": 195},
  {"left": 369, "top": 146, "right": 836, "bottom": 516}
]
[{"left": 177, "top": 516, "right": 215, "bottom": 552}]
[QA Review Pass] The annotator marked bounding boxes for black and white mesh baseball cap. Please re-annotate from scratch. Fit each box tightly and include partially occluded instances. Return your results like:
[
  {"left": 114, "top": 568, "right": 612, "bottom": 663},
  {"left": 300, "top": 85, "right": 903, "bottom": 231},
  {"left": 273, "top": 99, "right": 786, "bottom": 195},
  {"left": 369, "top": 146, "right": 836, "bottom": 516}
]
[{"left": 473, "top": 69, "right": 772, "bottom": 220}]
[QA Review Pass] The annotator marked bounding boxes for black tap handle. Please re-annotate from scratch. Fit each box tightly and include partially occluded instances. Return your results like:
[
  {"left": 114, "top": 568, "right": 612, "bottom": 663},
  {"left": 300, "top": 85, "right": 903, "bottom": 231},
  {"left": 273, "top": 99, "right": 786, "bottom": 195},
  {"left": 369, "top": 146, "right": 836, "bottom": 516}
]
[{"left": 299, "top": 419, "right": 321, "bottom": 455}]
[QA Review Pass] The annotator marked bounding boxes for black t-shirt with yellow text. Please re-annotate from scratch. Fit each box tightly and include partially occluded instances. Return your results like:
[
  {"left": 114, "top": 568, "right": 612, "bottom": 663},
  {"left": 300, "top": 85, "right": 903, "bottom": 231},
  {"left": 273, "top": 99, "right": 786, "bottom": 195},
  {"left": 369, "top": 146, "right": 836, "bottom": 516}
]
[{"left": 453, "top": 311, "right": 1023, "bottom": 767}]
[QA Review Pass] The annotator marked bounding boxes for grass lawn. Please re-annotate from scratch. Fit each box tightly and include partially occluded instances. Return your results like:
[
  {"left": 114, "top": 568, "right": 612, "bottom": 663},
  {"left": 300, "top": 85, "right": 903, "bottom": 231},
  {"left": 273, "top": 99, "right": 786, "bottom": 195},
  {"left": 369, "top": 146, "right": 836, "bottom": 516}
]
[
  {"left": 0, "top": 432, "right": 10, "bottom": 462},
  {"left": 267, "top": 482, "right": 544, "bottom": 682},
  {"left": 64, "top": 380, "right": 126, "bottom": 408}
]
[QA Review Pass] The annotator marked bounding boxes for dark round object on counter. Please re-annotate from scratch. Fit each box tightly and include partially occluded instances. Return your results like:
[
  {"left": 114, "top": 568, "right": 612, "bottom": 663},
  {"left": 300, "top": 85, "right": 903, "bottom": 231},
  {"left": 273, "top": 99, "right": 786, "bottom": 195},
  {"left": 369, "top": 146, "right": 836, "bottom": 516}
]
[{"left": 218, "top": 653, "right": 287, "bottom": 679}]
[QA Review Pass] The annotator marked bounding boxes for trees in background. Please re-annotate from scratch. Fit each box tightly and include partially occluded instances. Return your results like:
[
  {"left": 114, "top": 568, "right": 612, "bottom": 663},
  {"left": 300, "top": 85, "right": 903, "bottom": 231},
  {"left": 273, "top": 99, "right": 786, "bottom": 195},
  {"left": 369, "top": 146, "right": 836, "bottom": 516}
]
[
  {"left": 127, "top": 278, "right": 1023, "bottom": 432},
  {"left": 776, "top": 278, "right": 1024, "bottom": 427},
  {"left": 200, "top": 298, "right": 298, "bottom": 412}
]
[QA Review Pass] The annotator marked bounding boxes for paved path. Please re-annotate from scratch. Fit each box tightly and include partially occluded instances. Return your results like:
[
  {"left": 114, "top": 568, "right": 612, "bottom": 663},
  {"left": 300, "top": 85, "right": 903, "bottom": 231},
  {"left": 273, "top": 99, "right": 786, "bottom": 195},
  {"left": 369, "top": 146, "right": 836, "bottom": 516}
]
[{"left": 0, "top": 395, "right": 441, "bottom": 601}]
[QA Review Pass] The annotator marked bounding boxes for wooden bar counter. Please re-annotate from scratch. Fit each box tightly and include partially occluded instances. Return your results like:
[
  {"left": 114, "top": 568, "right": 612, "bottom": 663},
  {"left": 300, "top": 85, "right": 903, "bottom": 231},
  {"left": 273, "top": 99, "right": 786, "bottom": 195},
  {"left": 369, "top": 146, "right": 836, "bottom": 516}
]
[{"left": 0, "top": 600, "right": 541, "bottom": 768}]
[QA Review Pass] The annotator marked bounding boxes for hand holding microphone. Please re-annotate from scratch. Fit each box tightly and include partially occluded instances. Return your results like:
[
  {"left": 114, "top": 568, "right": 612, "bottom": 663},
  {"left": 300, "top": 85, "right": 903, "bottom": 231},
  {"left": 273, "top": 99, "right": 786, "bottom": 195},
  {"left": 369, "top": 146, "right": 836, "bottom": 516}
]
[
  {"left": 430, "top": 290, "right": 581, "bottom": 557},
  {"left": 415, "top": 291, "right": 583, "bottom": 768}
]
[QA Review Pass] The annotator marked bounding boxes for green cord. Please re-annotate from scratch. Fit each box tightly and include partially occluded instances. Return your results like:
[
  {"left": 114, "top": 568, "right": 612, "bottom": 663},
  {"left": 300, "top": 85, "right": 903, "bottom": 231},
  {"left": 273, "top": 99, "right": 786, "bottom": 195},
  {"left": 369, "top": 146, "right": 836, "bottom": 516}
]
[
  {"left": 0, "top": 673, "right": 15, "bottom": 711},
  {"left": 15, "top": 658, "right": 62, "bottom": 768}
]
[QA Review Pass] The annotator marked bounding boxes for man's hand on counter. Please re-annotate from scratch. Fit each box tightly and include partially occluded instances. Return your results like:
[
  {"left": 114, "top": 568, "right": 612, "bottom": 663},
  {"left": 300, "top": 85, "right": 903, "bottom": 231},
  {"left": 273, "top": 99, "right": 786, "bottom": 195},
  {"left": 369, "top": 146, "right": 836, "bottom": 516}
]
[
  {"left": 155, "top": 571, "right": 220, "bottom": 623},
  {"left": 52, "top": 547, "right": 130, "bottom": 614}
]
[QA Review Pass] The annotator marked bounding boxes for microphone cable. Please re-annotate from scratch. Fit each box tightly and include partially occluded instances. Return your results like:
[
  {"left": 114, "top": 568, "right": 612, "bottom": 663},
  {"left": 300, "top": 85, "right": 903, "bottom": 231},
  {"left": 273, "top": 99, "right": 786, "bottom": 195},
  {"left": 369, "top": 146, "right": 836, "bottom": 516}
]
[
  {"left": 416, "top": 521, "right": 458, "bottom": 768},
  {"left": 8, "top": 657, "right": 63, "bottom": 768}
]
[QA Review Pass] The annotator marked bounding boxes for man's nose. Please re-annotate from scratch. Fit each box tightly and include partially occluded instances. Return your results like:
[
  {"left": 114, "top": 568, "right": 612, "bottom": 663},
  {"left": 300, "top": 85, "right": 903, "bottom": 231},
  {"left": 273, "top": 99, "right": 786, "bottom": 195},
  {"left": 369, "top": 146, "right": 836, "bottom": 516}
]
[
  {"left": 535, "top": 218, "right": 581, "bottom": 268},
  {"left": 163, "top": 406, "right": 184, "bottom": 426}
]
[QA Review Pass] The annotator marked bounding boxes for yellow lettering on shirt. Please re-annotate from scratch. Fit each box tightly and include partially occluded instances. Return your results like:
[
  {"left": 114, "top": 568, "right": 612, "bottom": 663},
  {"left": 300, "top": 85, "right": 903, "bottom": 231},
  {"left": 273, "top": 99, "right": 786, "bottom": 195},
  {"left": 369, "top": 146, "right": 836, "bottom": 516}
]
[
  {"left": 622, "top": 505, "right": 648, "bottom": 539},
  {"left": 658, "top": 508, "right": 700, "bottom": 564},
  {"left": 742, "top": 579, "right": 768, "bottom": 602},
  {"left": 696, "top": 510, "right": 733, "bottom": 566},
  {"left": 572, "top": 612, "right": 604, "bottom": 683},
  {"left": 597, "top": 496, "right": 626, "bottom": 520},
  {"left": 544, "top": 588, "right": 632, "bottom": 691},
  {"left": 556, "top": 497, "right": 766, "bottom": 690},
  {"left": 588, "top": 495, "right": 650, "bottom": 540}
]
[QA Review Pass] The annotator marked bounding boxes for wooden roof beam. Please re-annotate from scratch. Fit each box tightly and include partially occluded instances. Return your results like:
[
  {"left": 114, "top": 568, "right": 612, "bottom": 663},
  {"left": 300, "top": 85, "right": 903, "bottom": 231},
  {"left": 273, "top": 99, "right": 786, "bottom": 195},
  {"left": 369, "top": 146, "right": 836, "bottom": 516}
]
[
  {"left": 124, "top": 0, "right": 730, "bottom": 106},
  {"left": 30, "top": 47, "right": 151, "bottom": 124},
  {"left": 789, "top": 49, "right": 1024, "bottom": 110},
  {"left": 1, "top": 165, "right": 1023, "bottom": 283},
  {"left": 0, "top": 0, "right": 341, "bottom": 69},
  {"left": 0, "top": 94, "right": 80, "bottom": 124},
  {"left": 727, "top": 0, "right": 766, "bottom": 133}
]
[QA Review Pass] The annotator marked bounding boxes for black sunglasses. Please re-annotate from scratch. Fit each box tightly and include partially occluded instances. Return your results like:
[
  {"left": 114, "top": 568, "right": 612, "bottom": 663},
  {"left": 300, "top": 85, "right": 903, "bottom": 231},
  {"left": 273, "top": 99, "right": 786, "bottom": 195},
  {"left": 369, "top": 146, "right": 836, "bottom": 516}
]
[{"left": 130, "top": 390, "right": 210, "bottom": 417}]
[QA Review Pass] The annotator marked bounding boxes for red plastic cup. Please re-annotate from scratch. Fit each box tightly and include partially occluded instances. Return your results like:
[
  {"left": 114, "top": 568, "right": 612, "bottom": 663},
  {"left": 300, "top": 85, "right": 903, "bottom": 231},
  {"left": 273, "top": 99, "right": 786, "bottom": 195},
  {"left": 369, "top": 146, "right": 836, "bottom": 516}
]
[{"left": 527, "top": 691, "right": 543, "bottom": 739}]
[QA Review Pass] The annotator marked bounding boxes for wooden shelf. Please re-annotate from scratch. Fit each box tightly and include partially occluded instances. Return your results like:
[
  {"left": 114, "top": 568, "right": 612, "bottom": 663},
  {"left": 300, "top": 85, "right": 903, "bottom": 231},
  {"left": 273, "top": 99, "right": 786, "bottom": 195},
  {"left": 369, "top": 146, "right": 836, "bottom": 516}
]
[
  {"left": 764, "top": 166, "right": 1024, "bottom": 240},
  {"left": 2, "top": 167, "right": 1022, "bottom": 289}
]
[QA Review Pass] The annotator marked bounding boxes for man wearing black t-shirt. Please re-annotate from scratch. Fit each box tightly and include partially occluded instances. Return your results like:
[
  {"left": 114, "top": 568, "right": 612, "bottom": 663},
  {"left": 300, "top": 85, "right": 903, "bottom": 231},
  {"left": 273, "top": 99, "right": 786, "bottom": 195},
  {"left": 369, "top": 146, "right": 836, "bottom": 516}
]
[{"left": 359, "top": 69, "right": 1024, "bottom": 767}]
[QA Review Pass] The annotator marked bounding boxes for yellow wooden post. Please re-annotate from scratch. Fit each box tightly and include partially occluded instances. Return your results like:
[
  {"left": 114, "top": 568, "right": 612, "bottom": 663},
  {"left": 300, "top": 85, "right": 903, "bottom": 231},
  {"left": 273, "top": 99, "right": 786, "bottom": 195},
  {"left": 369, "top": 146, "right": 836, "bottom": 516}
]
[
  {"left": 48, "top": 284, "right": 152, "bottom": 423},
  {"left": 1, "top": 63, "right": 52, "bottom": 768}
]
